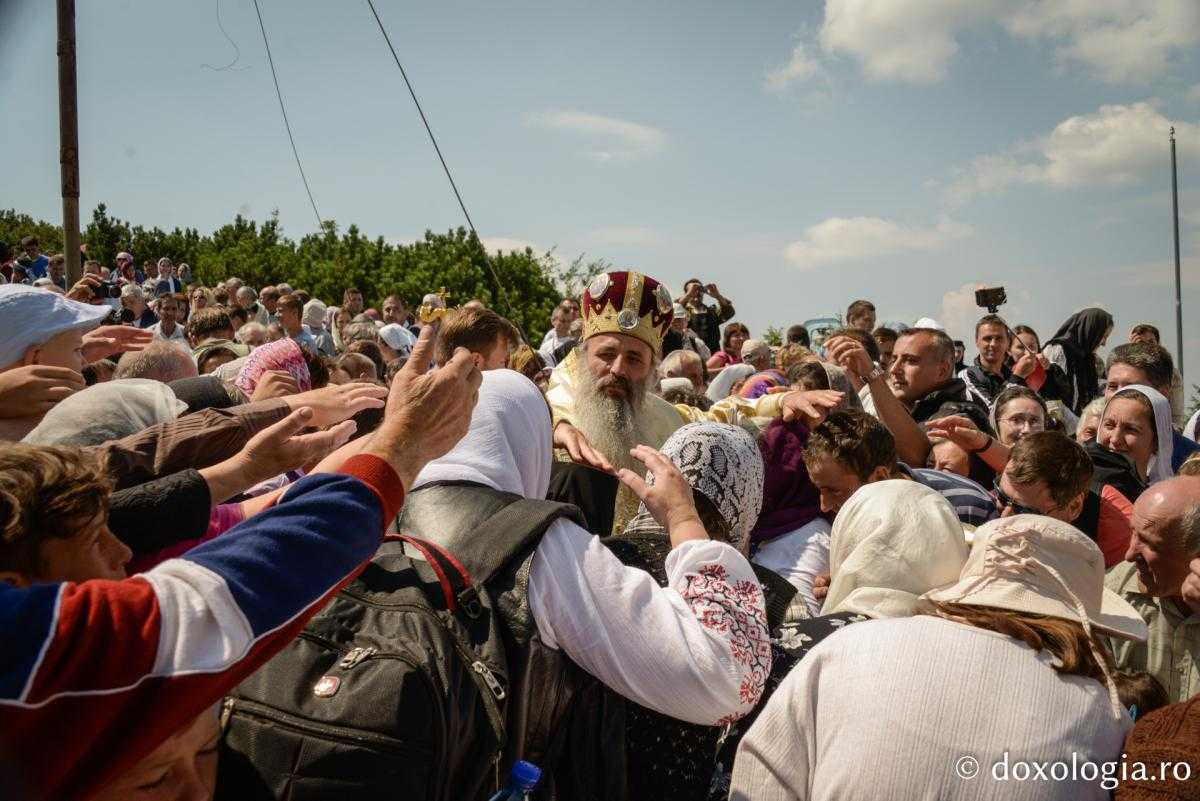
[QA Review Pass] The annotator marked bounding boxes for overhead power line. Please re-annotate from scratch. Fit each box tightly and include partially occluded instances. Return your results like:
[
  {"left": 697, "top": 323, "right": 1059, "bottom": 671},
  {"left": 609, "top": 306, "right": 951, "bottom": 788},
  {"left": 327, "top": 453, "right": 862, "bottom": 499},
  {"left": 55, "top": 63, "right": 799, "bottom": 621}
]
[
  {"left": 364, "top": 0, "right": 510, "bottom": 313},
  {"left": 252, "top": 0, "right": 323, "bottom": 229}
]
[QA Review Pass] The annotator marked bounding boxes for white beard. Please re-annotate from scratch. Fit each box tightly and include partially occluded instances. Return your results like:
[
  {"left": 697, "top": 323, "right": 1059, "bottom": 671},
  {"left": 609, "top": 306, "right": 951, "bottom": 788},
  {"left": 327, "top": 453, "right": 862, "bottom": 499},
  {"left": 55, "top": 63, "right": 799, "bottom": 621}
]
[{"left": 573, "top": 362, "right": 651, "bottom": 474}]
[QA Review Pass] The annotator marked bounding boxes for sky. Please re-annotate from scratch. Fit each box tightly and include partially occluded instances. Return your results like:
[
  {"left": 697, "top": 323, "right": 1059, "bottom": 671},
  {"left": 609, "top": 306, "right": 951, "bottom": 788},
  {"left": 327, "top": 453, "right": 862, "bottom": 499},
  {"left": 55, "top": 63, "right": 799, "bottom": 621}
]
[{"left": 3, "top": 0, "right": 1199, "bottom": 382}]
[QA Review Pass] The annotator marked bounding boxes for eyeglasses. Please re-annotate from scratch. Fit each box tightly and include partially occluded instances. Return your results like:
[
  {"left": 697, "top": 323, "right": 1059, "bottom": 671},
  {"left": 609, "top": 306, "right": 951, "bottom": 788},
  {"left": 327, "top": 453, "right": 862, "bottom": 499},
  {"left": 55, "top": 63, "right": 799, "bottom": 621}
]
[
  {"left": 991, "top": 479, "right": 1041, "bottom": 516},
  {"left": 999, "top": 414, "right": 1044, "bottom": 430}
]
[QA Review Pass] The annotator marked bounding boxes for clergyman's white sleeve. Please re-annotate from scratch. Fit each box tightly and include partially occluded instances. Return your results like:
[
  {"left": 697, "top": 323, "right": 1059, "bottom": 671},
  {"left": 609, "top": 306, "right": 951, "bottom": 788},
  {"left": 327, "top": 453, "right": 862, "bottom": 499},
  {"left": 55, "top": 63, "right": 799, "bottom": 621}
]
[{"left": 528, "top": 519, "right": 770, "bottom": 725}]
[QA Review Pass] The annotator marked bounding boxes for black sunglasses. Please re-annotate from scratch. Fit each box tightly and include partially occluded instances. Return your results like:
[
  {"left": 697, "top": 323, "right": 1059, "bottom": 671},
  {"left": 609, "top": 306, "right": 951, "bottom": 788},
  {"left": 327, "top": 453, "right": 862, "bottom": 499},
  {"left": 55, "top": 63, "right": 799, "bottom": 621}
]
[{"left": 991, "top": 479, "right": 1041, "bottom": 516}]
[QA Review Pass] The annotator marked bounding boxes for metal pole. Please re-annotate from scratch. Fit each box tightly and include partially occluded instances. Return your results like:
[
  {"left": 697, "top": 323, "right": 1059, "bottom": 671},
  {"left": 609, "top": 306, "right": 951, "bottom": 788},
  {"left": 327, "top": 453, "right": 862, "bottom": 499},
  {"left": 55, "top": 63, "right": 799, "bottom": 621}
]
[
  {"left": 1171, "top": 127, "right": 1184, "bottom": 377},
  {"left": 57, "top": 0, "right": 82, "bottom": 287}
]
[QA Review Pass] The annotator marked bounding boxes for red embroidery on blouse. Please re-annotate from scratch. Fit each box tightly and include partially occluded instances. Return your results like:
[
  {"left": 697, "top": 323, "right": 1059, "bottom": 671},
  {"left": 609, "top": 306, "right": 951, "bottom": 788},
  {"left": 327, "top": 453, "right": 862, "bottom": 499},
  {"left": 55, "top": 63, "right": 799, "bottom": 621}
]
[{"left": 681, "top": 563, "right": 770, "bottom": 715}]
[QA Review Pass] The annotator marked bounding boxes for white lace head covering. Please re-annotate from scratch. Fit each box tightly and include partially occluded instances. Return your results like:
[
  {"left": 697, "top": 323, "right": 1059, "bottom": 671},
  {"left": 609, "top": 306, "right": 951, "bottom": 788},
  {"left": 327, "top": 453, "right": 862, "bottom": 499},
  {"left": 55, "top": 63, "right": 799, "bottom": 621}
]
[{"left": 625, "top": 422, "right": 765, "bottom": 551}]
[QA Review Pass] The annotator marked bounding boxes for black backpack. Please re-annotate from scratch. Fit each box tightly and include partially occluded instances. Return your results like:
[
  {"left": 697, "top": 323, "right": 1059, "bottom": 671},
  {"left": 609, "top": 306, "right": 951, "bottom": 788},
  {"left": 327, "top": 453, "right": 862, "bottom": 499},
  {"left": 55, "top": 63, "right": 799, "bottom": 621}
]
[{"left": 216, "top": 491, "right": 582, "bottom": 801}]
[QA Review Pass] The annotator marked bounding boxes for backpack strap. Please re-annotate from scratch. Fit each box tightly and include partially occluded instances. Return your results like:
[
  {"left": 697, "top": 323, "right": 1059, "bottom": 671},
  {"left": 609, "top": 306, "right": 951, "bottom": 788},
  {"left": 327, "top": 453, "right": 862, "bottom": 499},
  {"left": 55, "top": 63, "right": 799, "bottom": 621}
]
[
  {"left": 393, "top": 534, "right": 474, "bottom": 614},
  {"left": 449, "top": 499, "right": 583, "bottom": 620}
]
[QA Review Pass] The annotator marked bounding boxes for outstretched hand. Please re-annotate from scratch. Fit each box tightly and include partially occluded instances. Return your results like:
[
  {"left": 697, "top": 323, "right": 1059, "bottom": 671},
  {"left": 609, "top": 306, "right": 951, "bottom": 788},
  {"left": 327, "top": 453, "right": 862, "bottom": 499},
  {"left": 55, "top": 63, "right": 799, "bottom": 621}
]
[
  {"left": 81, "top": 325, "right": 153, "bottom": 362},
  {"left": 237, "top": 407, "right": 358, "bottom": 485},
  {"left": 780, "top": 389, "right": 844, "bottom": 427},
  {"left": 554, "top": 421, "right": 615, "bottom": 474},
  {"left": 616, "top": 445, "right": 707, "bottom": 545},
  {"left": 925, "top": 414, "right": 990, "bottom": 452}
]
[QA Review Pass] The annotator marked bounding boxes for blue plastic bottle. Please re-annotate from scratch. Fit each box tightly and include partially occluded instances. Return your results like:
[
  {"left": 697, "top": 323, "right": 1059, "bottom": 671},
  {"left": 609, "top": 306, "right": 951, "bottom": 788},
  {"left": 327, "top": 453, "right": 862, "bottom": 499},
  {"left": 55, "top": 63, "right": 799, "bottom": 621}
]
[{"left": 487, "top": 760, "right": 542, "bottom": 801}]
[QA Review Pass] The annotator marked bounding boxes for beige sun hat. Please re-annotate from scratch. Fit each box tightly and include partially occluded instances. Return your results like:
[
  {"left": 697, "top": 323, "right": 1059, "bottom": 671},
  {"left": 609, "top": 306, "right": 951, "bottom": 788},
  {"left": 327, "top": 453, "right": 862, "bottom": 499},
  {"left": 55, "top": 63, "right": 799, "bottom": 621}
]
[
  {"left": 925, "top": 514, "right": 1147, "bottom": 642},
  {"left": 924, "top": 514, "right": 1148, "bottom": 716}
]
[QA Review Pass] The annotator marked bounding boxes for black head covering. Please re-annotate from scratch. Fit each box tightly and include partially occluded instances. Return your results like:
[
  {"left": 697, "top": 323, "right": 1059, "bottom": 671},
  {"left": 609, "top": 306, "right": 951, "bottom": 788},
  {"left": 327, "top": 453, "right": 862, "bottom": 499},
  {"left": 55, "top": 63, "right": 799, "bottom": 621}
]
[
  {"left": 1045, "top": 307, "right": 1113, "bottom": 414},
  {"left": 168, "top": 375, "right": 240, "bottom": 414},
  {"left": 1048, "top": 308, "right": 1113, "bottom": 355}
]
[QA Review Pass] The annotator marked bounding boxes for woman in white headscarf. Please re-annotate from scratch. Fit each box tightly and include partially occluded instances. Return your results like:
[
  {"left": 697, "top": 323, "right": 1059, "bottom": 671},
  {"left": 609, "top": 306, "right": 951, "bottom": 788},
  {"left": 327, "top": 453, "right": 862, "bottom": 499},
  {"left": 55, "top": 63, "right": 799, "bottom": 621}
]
[
  {"left": 823, "top": 480, "right": 969, "bottom": 619},
  {"left": 409, "top": 370, "right": 771, "bottom": 733},
  {"left": 706, "top": 363, "right": 755, "bottom": 403},
  {"left": 22, "top": 378, "right": 187, "bottom": 446},
  {"left": 1096, "top": 384, "right": 1174, "bottom": 484}
]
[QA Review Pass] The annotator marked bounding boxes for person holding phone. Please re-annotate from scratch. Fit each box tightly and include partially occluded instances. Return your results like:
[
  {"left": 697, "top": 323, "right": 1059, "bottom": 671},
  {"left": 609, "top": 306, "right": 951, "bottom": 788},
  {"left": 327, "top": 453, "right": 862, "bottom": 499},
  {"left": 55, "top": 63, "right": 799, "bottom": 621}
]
[{"left": 679, "top": 278, "right": 734, "bottom": 354}]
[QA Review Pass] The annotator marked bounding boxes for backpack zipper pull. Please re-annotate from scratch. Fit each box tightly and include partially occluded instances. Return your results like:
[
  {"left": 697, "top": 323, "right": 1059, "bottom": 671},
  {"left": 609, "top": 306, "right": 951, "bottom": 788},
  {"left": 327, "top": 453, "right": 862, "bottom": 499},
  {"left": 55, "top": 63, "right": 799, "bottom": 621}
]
[
  {"left": 472, "top": 661, "right": 506, "bottom": 700},
  {"left": 220, "top": 697, "right": 235, "bottom": 731},
  {"left": 339, "top": 646, "right": 377, "bottom": 669}
]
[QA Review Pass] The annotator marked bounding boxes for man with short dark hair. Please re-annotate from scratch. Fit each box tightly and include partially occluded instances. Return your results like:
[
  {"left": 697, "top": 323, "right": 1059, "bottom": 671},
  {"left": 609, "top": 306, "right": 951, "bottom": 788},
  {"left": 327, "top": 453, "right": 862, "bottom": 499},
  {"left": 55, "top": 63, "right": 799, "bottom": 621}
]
[
  {"left": 826, "top": 327, "right": 989, "bottom": 468},
  {"left": 995, "top": 431, "right": 1132, "bottom": 566},
  {"left": 845, "top": 299, "right": 876, "bottom": 332},
  {"left": 678, "top": 278, "right": 735, "bottom": 354},
  {"left": 1106, "top": 476, "right": 1200, "bottom": 702},
  {"left": 786, "top": 324, "right": 810, "bottom": 348},
  {"left": 382, "top": 294, "right": 409, "bottom": 327},
  {"left": 958, "top": 314, "right": 1038, "bottom": 406},
  {"left": 147, "top": 294, "right": 188, "bottom": 344},
  {"left": 953, "top": 340, "right": 966, "bottom": 373},
  {"left": 259, "top": 286, "right": 281, "bottom": 324},
  {"left": 19, "top": 236, "right": 49, "bottom": 279},
  {"left": 802, "top": 409, "right": 996, "bottom": 526},
  {"left": 187, "top": 307, "right": 247, "bottom": 373},
  {"left": 435, "top": 308, "right": 520, "bottom": 369},
  {"left": 1105, "top": 341, "right": 1199, "bottom": 471},
  {"left": 1124, "top": 327, "right": 1186, "bottom": 429}
]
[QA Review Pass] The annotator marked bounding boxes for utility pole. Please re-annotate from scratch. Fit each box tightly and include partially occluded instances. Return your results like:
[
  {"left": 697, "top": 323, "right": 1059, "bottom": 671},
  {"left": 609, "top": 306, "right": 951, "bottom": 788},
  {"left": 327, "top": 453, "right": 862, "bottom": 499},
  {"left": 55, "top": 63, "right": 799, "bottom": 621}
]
[
  {"left": 57, "top": 0, "right": 82, "bottom": 286},
  {"left": 1171, "top": 127, "right": 1184, "bottom": 377}
]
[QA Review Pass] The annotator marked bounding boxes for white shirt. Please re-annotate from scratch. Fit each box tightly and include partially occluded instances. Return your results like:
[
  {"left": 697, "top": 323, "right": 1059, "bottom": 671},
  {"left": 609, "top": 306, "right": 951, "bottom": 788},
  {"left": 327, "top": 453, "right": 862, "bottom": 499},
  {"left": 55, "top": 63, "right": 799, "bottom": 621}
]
[
  {"left": 731, "top": 615, "right": 1131, "bottom": 801},
  {"left": 529, "top": 523, "right": 769, "bottom": 726},
  {"left": 752, "top": 518, "right": 831, "bottom": 617},
  {"left": 149, "top": 320, "right": 189, "bottom": 343}
]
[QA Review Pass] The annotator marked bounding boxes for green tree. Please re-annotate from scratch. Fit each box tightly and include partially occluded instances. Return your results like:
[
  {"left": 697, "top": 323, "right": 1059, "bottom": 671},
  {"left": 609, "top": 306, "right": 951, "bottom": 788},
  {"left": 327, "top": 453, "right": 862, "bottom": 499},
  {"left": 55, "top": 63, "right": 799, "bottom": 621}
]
[{"left": 762, "top": 325, "right": 783, "bottom": 348}]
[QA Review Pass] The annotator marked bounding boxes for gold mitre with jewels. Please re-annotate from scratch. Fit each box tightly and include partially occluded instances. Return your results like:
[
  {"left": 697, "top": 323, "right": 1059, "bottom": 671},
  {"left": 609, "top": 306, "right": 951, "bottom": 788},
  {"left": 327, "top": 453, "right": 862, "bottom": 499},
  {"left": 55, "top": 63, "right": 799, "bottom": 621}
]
[{"left": 581, "top": 270, "right": 674, "bottom": 354}]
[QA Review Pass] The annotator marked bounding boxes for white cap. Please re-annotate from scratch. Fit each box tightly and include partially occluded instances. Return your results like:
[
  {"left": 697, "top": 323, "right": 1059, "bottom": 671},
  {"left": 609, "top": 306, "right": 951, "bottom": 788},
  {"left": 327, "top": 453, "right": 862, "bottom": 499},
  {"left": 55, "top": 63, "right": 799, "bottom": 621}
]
[
  {"left": 379, "top": 323, "right": 415, "bottom": 355},
  {"left": 0, "top": 285, "right": 112, "bottom": 369},
  {"left": 914, "top": 317, "right": 945, "bottom": 331}
]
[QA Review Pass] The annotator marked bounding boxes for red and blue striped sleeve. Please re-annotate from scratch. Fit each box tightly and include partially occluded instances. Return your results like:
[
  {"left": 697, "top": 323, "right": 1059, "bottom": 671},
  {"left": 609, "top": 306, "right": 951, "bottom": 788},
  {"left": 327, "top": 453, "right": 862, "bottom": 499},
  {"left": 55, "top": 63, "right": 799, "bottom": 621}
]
[{"left": 0, "top": 455, "right": 404, "bottom": 801}]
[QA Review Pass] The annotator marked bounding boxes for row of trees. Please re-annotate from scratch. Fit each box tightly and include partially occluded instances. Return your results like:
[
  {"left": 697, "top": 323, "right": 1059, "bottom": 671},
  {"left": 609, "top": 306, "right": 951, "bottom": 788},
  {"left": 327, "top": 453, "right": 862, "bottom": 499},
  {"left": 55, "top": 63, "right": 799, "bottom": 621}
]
[{"left": 1, "top": 206, "right": 604, "bottom": 341}]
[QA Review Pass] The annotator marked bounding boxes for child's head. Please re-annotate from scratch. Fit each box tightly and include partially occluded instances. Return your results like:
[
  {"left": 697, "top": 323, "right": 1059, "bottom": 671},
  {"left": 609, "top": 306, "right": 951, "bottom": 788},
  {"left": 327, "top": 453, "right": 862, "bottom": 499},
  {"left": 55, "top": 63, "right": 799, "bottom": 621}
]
[{"left": 1114, "top": 670, "right": 1169, "bottom": 721}]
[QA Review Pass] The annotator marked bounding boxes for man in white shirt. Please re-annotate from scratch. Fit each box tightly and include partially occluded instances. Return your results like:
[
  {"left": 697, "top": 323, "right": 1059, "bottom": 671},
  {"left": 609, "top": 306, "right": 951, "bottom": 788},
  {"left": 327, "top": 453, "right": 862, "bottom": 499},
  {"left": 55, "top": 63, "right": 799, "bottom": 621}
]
[
  {"left": 539, "top": 302, "right": 575, "bottom": 362},
  {"left": 148, "top": 294, "right": 188, "bottom": 344}
]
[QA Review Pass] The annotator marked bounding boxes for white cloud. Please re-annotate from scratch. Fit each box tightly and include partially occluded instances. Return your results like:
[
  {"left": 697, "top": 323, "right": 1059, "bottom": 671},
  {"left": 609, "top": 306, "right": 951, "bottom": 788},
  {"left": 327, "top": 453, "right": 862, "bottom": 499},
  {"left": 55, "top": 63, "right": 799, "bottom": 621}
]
[
  {"left": 783, "top": 215, "right": 972, "bottom": 270},
  {"left": 525, "top": 110, "right": 666, "bottom": 161},
  {"left": 945, "top": 102, "right": 1200, "bottom": 204},
  {"left": 1004, "top": 1, "right": 1200, "bottom": 86},
  {"left": 765, "top": 42, "right": 822, "bottom": 90},
  {"left": 815, "top": 0, "right": 1200, "bottom": 85},
  {"left": 586, "top": 226, "right": 660, "bottom": 247}
]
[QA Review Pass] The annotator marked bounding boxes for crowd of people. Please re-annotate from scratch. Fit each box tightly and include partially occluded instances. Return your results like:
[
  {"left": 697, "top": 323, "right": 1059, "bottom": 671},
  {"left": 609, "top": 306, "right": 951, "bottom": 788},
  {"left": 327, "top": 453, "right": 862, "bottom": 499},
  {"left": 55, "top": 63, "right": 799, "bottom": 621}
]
[{"left": 1, "top": 236, "right": 1200, "bottom": 801}]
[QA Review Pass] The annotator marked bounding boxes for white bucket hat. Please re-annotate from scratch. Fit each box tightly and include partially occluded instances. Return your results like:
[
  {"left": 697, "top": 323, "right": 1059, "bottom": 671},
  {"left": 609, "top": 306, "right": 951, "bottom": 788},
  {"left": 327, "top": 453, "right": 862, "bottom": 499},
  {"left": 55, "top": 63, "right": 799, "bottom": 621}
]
[{"left": 924, "top": 514, "right": 1148, "bottom": 715}]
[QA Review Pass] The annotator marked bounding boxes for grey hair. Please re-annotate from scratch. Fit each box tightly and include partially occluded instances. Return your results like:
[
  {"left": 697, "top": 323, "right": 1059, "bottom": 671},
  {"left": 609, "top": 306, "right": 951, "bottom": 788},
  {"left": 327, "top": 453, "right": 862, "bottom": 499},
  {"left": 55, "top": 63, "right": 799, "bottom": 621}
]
[
  {"left": 1180, "top": 501, "right": 1200, "bottom": 556},
  {"left": 659, "top": 349, "right": 701, "bottom": 379},
  {"left": 275, "top": 282, "right": 294, "bottom": 295},
  {"left": 120, "top": 283, "right": 145, "bottom": 302},
  {"left": 112, "top": 341, "right": 196, "bottom": 383},
  {"left": 236, "top": 322, "right": 268, "bottom": 344},
  {"left": 236, "top": 286, "right": 257, "bottom": 301},
  {"left": 421, "top": 292, "right": 446, "bottom": 309}
]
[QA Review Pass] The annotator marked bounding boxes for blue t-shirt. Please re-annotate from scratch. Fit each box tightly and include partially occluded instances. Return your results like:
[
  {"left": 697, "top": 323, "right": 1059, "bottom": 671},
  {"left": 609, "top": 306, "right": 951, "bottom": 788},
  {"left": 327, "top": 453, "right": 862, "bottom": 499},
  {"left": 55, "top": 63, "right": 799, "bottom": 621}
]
[{"left": 26, "top": 255, "right": 49, "bottom": 279}]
